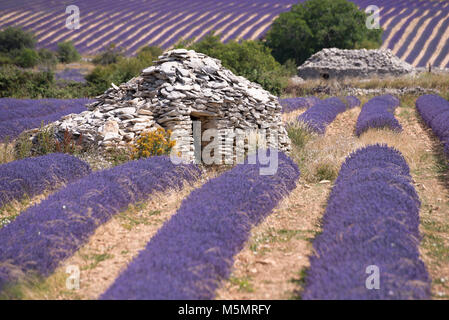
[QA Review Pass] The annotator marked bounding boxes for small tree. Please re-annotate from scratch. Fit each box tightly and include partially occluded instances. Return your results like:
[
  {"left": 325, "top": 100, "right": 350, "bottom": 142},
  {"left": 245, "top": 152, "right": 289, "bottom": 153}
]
[
  {"left": 265, "top": 0, "right": 383, "bottom": 66},
  {"left": 0, "top": 26, "right": 36, "bottom": 53},
  {"left": 57, "top": 41, "right": 81, "bottom": 63},
  {"left": 38, "top": 48, "right": 58, "bottom": 69},
  {"left": 137, "top": 45, "right": 163, "bottom": 61},
  {"left": 92, "top": 43, "right": 124, "bottom": 65},
  {"left": 15, "top": 48, "right": 40, "bottom": 68}
]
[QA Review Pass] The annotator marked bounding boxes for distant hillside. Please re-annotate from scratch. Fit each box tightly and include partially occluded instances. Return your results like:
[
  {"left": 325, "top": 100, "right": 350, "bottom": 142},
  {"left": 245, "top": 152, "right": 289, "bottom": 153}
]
[{"left": 1, "top": 0, "right": 449, "bottom": 67}]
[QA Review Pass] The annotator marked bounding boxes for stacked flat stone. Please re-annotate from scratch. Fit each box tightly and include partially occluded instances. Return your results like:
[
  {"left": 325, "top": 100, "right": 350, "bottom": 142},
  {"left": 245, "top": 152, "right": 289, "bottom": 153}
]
[
  {"left": 298, "top": 48, "right": 416, "bottom": 80},
  {"left": 50, "top": 49, "right": 291, "bottom": 162}
]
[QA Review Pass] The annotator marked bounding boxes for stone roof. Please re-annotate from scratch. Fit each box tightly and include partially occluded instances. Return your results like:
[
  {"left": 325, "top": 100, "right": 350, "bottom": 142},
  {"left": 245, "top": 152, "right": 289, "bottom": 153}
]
[{"left": 298, "top": 48, "right": 416, "bottom": 79}]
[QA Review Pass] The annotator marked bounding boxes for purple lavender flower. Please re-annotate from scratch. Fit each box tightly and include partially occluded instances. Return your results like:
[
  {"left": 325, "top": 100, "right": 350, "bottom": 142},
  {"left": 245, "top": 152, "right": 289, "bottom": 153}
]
[
  {"left": 101, "top": 151, "right": 299, "bottom": 300},
  {"left": 355, "top": 95, "right": 402, "bottom": 136},
  {"left": 0, "top": 99, "right": 92, "bottom": 141},
  {"left": 0, "top": 153, "right": 91, "bottom": 208},
  {"left": 279, "top": 96, "right": 320, "bottom": 113},
  {"left": 297, "top": 96, "right": 359, "bottom": 134},
  {"left": 55, "top": 69, "right": 87, "bottom": 83},
  {"left": 0, "top": 156, "right": 201, "bottom": 291},
  {"left": 416, "top": 94, "right": 449, "bottom": 157},
  {"left": 302, "top": 145, "right": 430, "bottom": 300}
]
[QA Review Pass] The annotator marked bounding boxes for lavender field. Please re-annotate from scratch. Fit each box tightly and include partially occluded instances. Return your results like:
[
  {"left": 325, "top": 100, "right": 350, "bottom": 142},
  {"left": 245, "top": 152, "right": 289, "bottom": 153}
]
[
  {"left": 1, "top": 0, "right": 449, "bottom": 67},
  {"left": 0, "top": 91, "right": 448, "bottom": 301},
  {"left": 1, "top": 0, "right": 449, "bottom": 303},
  {"left": 0, "top": 98, "right": 91, "bottom": 140}
]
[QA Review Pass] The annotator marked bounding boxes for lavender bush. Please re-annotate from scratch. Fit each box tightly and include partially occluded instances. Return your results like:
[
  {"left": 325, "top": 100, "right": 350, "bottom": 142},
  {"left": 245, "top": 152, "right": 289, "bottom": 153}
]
[
  {"left": 343, "top": 96, "right": 362, "bottom": 109},
  {"left": 303, "top": 145, "right": 430, "bottom": 300},
  {"left": 0, "top": 153, "right": 91, "bottom": 208},
  {"left": 55, "top": 69, "right": 87, "bottom": 83},
  {"left": 355, "top": 95, "right": 402, "bottom": 136},
  {"left": 279, "top": 96, "right": 320, "bottom": 113},
  {"left": 101, "top": 151, "right": 299, "bottom": 300},
  {"left": 416, "top": 94, "right": 449, "bottom": 156},
  {"left": 0, "top": 156, "right": 201, "bottom": 291},
  {"left": 297, "top": 96, "right": 360, "bottom": 134},
  {"left": 0, "top": 99, "right": 91, "bottom": 141}
]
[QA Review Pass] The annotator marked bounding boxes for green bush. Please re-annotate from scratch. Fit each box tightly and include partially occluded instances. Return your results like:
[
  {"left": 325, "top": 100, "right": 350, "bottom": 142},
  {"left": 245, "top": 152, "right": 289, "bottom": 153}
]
[
  {"left": 92, "top": 43, "right": 124, "bottom": 65},
  {"left": 287, "top": 123, "right": 312, "bottom": 149},
  {"left": 265, "top": 0, "right": 383, "bottom": 66},
  {"left": 14, "top": 48, "right": 40, "bottom": 68},
  {"left": 0, "top": 64, "right": 94, "bottom": 98},
  {"left": 15, "top": 124, "right": 82, "bottom": 159},
  {"left": 0, "top": 65, "right": 54, "bottom": 98},
  {"left": 37, "top": 48, "right": 58, "bottom": 69},
  {"left": 137, "top": 45, "right": 163, "bottom": 60},
  {"left": 0, "top": 26, "right": 36, "bottom": 53},
  {"left": 177, "top": 32, "right": 290, "bottom": 95},
  {"left": 57, "top": 41, "right": 81, "bottom": 63},
  {"left": 86, "top": 46, "right": 162, "bottom": 94},
  {"left": 0, "top": 53, "right": 13, "bottom": 66}
]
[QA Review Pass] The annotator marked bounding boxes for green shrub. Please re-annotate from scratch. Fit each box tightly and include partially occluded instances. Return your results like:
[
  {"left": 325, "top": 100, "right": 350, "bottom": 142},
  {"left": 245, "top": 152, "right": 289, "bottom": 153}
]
[
  {"left": 0, "top": 26, "right": 36, "bottom": 53},
  {"left": 0, "top": 64, "right": 95, "bottom": 98},
  {"left": 137, "top": 45, "right": 163, "bottom": 60},
  {"left": 14, "top": 48, "right": 40, "bottom": 68},
  {"left": 57, "top": 41, "right": 81, "bottom": 63},
  {"left": 0, "top": 53, "right": 13, "bottom": 66},
  {"left": 37, "top": 48, "right": 58, "bottom": 69},
  {"left": 265, "top": 0, "right": 383, "bottom": 65},
  {"left": 15, "top": 124, "right": 82, "bottom": 158},
  {"left": 92, "top": 43, "right": 124, "bottom": 65},
  {"left": 177, "top": 32, "right": 290, "bottom": 95},
  {"left": 14, "top": 132, "right": 33, "bottom": 160},
  {"left": 315, "top": 162, "right": 338, "bottom": 181},
  {"left": 86, "top": 46, "right": 161, "bottom": 94},
  {"left": 0, "top": 65, "right": 54, "bottom": 98},
  {"left": 287, "top": 123, "right": 312, "bottom": 149}
]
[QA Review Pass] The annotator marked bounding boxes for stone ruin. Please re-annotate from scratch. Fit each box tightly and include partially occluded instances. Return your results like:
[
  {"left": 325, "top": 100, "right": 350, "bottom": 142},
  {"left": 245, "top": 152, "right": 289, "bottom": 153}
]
[
  {"left": 50, "top": 49, "right": 291, "bottom": 162},
  {"left": 297, "top": 48, "right": 416, "bottom": 80}
]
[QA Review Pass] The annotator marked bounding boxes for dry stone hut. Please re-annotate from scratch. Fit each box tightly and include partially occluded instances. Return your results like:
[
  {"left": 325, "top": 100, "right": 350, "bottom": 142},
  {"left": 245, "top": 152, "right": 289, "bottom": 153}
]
[
  {"left": 52, "top": 49, "right": 291, "bottom": 163},
  {"left": 298, "top": 48, "right": 416, "bottom": 80}
]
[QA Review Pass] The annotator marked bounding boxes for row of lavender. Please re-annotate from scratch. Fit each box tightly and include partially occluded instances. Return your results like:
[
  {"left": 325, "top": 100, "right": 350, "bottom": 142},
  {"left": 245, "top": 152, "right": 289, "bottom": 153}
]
[
  {"left": 296, "top": 96, "right": 360, "bottom": 134},
  {"left": 2, "top": 0, "right": 449, "bottom": 66},
  {"left": 0, "top": 98, "right": 90, "bottom": 141},
  {"left": 278, "top": 96, "right": 320, "bottom": 113},
  {"left": 0, "top": 0, "right": 295, "bottom": 55},
  {"left": 303, "top": 145, "right": 430, "bottom": 299},
  {"left": 101, "top": 151, "right": 299, "bottom": 299},
  {"left": 0, "top": 153, "right": 90, "bottom": 209},
  {"left": 416, "top": 95, "right": 449, "bottom": 157},
  {"left": 355, "top": 95, "right": 402, "bottom": 136},
  {"left": 0, "top": 156, "right": 201, "bottom": 291},
  {"left": 291, "top": 94, "right": 402, "bottom": 136}
]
